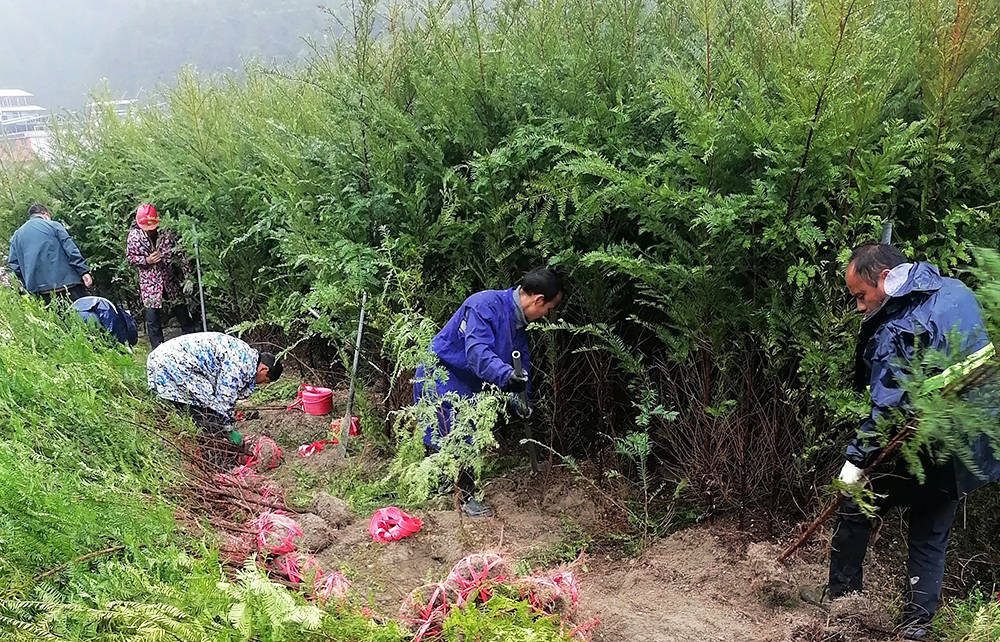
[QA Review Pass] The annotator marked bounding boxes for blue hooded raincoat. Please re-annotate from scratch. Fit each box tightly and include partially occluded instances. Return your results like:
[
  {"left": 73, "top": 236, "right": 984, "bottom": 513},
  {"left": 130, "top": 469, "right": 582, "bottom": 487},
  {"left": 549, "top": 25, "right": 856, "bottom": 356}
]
[
  {"left": 413, "top": 287, "right": 530, "bottom": 447},
  {"left": 850, "top": 261, "right": 1000, "bottom": 497},
  {"left": 72, "top": 296, "right": 138, "bottom": 347}
]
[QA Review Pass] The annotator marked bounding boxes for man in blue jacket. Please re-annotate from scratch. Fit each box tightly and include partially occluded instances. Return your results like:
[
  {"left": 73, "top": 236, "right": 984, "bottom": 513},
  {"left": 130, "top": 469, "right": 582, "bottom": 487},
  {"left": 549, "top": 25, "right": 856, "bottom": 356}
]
[
  {"left": 414, "top": 267, "right": 564, "bottom": 517},
  {"left": 804, "top": 243, "right": 1000, "bottom": 640},
  {"left": 7, "top": 203, "right": 93, "bottom": 304}
]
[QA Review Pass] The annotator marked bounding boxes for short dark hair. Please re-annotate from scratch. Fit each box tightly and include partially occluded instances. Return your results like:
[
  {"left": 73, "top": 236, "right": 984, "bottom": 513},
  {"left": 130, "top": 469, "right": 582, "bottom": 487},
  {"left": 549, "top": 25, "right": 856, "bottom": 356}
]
[
  {"left": 848, "top": 242, "right": 908, "bottom": 286},
  {"left": 27, "top": 203, "right": 49, "bottom": 218},
  {"left": 521, "top": 267, "right": 564, "bottom": 301},
  {"left": 259, "top": 352, "right": 283, "bottom": 382}
]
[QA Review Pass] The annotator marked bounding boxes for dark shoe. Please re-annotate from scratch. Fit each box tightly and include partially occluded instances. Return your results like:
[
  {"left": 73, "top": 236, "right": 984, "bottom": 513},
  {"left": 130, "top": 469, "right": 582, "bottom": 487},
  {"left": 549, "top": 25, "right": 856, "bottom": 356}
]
[
  {"left": 799, "top": 584, "right": 832, "bottom": 610},
  {"left": 461, "top": 498, "right": 493, "bottom": 518},
  {"left": 897, "top": 622, "right": 930, "bottom": 641},
  {"left": 435, "top": 478, "right": 453, "bottom": 497}
]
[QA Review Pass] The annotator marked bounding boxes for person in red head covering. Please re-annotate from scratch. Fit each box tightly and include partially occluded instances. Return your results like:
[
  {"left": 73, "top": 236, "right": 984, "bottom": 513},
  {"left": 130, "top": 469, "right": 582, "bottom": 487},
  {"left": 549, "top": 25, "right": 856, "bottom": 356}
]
[{"left": 125, "top": 204, "right": 196, "bottom": 348}]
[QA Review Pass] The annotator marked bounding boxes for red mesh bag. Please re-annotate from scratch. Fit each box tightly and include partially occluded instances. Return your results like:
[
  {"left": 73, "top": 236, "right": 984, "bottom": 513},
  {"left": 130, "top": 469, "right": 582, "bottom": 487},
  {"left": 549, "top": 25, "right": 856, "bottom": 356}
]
[
  {"left": 250, "top": 509, "right": 302, "bottom": 555},
  {"left": 271, "top": 552, "right": 304, "bottom": 584},
  {"left": 515, "top": 569, "right": 579, "bottom": 616},
  {"left": 241, "top": 436, "right": 282, "bottom": 470},
  {"left": 398, "top": 582, "right": 456, "bottom": 641},
  {"left": 368, "top": 506, "right": 422, "bottom": 542},
  {"left": 445, "top": 552, "right": 510, "bottom": 605},
  {"left": 314, "top": 570, "right": 351, "bottom": 605}
]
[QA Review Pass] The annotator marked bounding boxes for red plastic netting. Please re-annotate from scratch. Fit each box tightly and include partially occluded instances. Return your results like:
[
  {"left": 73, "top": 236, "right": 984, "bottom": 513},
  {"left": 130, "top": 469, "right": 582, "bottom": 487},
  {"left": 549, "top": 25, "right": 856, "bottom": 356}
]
[
  {"left": 398, "top": 582, "right": 456, "bottom": 642},
  {"left": 515, "top": 569, "right": 580, "bottom": 616},
  {"left": 314, "top": 570, "right": 351, "bottom": 605},
  {"left": 241, "top": 435, "right": 282, "bottom": 470},
  {"left": 250, "top": 509, "right": 302, "bottom": 555},
  {"left": 369, "top": 506, "right": 422, "bottom": 543},
  {"left": 445, "top": 552, "right": 511, "bottom": 605}
]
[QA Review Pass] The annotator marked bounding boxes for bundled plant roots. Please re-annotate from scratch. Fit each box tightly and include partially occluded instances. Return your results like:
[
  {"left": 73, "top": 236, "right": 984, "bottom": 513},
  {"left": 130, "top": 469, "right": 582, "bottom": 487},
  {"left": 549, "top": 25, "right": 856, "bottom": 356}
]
[
  {"left": 445, "top": 552, "right": 511, "bottom": 605},
  {"left": 241, "top": 435, "right": 282, "bottom": 470},
  {"left": 398, "top": 554, "right": 594, "bottom": 641},
  {"left": 398, "top": 582, "right": 457, "bottom": 641},
  {"left": 314, "top": 570, "right": 351, "bottom": 605},
  {"left": 251, "top": 509, "right": 303, "bottom": 555},
  {"left": 515, "top": 569, "right": 580, "bottom": 617}
]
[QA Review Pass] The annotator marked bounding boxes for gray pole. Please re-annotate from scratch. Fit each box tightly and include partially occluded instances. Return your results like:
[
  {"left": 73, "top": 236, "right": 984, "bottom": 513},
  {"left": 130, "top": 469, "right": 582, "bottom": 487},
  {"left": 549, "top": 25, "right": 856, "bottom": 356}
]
[
  {"left": 338, "top": 291, "right": 367, "bottom": 457},
  {"left": 192, "top": 224, "right": 207, "bottom": 332},
  {"left": 880, "top": 220, "right": 893, "bottom": 245}
]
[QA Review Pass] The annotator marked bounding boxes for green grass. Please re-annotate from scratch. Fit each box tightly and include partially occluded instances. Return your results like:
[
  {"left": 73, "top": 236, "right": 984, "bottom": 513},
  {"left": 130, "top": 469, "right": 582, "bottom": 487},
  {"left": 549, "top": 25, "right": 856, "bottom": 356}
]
[
  {"left": 514, "top": 518, "right": 593, "bottom": 575},
  {"left": 327, "top": 461, "right": 405, "bottom": 516},
  {"left": 250, "top": 380, "right": 301, "bottom": 404},
  {"left": 935, "top": 588, "right": 1000, "bottom": 642}
]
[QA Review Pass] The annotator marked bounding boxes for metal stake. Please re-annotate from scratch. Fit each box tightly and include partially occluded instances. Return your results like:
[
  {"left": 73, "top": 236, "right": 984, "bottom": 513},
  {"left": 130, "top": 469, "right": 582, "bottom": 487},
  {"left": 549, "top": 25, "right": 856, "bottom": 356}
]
[
  {"left": 338, "top": 291, "right": 367, "bottom": 457},
  {"left": 192, "top": 223, "right": 207, "bottom": 332}
]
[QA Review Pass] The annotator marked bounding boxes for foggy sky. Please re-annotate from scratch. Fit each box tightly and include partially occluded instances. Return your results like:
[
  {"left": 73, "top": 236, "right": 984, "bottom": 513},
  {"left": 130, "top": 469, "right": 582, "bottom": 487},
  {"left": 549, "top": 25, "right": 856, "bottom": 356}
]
[{"left": 0, "top": 0, "right": 335, "bottom": 112}]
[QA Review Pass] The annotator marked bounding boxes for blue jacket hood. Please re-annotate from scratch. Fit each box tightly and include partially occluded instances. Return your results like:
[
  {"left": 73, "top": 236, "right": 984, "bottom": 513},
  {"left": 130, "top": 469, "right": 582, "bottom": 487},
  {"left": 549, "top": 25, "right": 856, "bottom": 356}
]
[{"left": 883, "top": 261, "right": 943, "bottom": 300}]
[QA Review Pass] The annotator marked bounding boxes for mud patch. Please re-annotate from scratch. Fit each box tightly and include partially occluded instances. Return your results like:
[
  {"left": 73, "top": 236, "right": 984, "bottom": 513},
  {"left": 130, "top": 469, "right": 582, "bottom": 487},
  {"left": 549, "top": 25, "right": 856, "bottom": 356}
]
[
  {"left": 311, "top": 491, "right": 353, "bottom": 529},
  {"left": 297, "top": 512, "right": 335, "bottom": 553}
]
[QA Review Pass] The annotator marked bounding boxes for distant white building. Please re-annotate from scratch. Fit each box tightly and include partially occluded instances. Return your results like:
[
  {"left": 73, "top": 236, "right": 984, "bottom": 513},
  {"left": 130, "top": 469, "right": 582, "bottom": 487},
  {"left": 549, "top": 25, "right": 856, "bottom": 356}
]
[
  {"left": 88, "top": 98, "right": 137, "bottom": 119},
  {"left": 0, "top": 89, "right": 48, "bottom": 130},
  {"left": 0, "top": 89, "right": 51, "bottom": 163}
]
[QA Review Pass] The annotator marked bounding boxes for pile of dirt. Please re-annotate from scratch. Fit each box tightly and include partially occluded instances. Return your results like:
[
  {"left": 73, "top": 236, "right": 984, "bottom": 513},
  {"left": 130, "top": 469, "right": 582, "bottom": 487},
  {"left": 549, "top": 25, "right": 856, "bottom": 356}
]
[{"left": 226, "top": 402, "right": 905, "bottom": 642}]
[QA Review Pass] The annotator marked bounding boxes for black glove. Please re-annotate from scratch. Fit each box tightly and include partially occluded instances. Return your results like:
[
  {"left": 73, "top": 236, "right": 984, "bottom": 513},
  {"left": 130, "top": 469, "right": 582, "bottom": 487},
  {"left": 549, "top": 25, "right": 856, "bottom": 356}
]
[{"left": 506, "top": 372, "right": 528, "bottom": 393}]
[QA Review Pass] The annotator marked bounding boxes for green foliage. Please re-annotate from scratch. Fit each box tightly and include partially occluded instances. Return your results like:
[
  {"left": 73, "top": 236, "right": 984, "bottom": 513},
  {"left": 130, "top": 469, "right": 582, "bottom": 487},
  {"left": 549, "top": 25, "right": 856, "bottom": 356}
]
[
  {"left": 0, "top": 292, "right": 404, "bottom": 641},
  {"left": 934, "top": 587, "right": 1000, "bottom": 642},
  {"left": 0, "top": 290, "right": 177, "bottom": 592},
  {"left": 249, "top": 380, "right": 301, "bottom": 404},
  {"left": 326, "top": 461, "right": 403, "bottom": 515},
  {"left": 516, "top": 518, "right": 593, "bottom": 575},
  {"left": 439, "top": 594, "right": 576, "bottom": 641},
  {"left": 3, "top": 0, "right": 1000, "bottom": 517},
  {"left": 391, "top": 389, "right": 506, "bottom": 504}
]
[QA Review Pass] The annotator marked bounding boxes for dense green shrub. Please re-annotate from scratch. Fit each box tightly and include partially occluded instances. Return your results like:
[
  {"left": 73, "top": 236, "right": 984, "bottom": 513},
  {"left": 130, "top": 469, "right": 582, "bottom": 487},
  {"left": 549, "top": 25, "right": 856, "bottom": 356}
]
[{"left": 2, "top": 0, "right": 999, "bottom": 517}]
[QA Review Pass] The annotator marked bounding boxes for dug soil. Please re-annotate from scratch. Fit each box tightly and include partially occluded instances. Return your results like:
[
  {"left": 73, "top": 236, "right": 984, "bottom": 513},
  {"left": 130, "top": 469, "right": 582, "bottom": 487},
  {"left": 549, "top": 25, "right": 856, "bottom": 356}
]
[{"left": 234, "top": 400, "right": 903, "bottom": 642}]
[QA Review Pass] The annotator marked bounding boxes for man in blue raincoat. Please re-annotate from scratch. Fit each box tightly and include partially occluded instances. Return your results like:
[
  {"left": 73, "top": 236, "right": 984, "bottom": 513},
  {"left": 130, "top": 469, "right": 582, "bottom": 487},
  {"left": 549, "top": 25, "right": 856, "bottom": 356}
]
[
  {"left": 803, "top": 243, "right": 1000, "bottom": 640},
  {"left": 413, "top": 267, "right": 564, "bottom": 517}
]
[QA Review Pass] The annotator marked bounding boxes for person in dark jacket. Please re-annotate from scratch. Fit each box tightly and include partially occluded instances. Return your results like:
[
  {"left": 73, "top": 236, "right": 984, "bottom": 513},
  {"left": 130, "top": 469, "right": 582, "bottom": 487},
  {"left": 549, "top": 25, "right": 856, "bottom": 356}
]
[
  {"left": 413, "top": 267, "right": 563, "bottom": 517},
  {"left": 7, "top": 203, "right": 93, "bottom": 304},
  {"left": 803, "top": 243, "right": 1000, "bottom": 640},
  {"left": 72, "top": 296, "right": 139, "bottom": 348}
]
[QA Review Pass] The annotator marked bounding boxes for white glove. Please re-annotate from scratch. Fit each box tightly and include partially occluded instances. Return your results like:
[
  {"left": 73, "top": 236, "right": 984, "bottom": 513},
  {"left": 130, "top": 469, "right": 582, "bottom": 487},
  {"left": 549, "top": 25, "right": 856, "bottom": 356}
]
[
  {"left": 182, "top": 279, "right": 194, "bottom": 296},
  {"left": 839, "top": 460, "right": 864, "bottom": 485}
]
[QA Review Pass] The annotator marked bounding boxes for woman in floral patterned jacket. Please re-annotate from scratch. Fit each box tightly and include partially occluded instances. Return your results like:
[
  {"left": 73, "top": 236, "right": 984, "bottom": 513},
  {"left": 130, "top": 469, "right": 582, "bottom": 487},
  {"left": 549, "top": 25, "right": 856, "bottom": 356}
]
[{"left": 126, "top": 204, "right": 196, "bottom": 348}]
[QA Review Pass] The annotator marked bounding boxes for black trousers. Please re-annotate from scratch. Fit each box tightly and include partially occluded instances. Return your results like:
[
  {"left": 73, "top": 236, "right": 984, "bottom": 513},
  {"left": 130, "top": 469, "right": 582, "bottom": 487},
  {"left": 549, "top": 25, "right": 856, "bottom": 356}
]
[
  {"left": 38, "top": 283, "right": 87, "bottom": 306},
  {"left": 173, "top": 402, "right": 243, "bottom": 471},
  {"left": 829, "top": 463, "right": 959, "bottom": 625},
  {"left": 146, "top": 305, "right": 196, "bottom": 349},
  {"left": 424, "top": 445, "right": 477, "bottom": 500}
]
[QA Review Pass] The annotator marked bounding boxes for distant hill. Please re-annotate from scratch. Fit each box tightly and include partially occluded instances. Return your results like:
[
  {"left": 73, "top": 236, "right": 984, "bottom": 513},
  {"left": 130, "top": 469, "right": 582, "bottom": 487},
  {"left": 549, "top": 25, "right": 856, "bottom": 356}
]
[{"left": 0, "top": 0, "right": 335, "bottom": 111}]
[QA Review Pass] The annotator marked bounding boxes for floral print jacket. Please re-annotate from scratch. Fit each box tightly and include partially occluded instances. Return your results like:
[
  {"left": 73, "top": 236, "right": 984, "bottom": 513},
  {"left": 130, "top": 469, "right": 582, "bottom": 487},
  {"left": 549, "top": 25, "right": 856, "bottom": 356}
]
[
  {"left": 146, "top": 332, "right": 259, "bottom": 418},
  {"left": 126, "top": 224, "right": 190, "bottom": 308}
]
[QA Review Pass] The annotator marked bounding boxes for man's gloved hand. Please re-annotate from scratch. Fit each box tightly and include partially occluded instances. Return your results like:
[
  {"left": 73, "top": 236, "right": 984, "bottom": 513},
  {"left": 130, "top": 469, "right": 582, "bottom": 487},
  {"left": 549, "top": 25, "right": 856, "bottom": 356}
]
[
  {"left": 182, "top": 279, "right": 195, "bottom": 296},
  {"left": 506, "top": 372, "right": 528, "bottom": 393},
  {"left": 839, "top": 460, "right": 865, "bottom": 486}
]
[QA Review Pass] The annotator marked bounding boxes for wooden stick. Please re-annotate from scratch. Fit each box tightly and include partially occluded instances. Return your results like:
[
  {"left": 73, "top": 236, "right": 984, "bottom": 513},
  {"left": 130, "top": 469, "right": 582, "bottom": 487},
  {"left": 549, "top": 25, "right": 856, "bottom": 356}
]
[
  {"left": 777, "top": 424, "right": 913, "bottom": 562},
  {"left": 777, "top": 362, "right": 996, "bottom": 563},
  {"left": 33, "top": 545, "right": 127, "bottom": 581}
]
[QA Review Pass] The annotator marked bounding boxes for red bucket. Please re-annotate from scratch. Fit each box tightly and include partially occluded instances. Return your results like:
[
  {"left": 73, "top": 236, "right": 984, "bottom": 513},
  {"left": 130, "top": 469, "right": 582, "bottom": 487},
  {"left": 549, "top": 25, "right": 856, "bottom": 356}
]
[{"left": 287, "top": 384, "right": 334, "bottom": 416}]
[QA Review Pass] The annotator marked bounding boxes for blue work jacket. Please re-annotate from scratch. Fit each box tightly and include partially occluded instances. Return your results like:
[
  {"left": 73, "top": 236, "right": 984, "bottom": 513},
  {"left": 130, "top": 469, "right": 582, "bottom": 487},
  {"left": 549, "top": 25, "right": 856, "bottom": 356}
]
[
  {"left": 850, "top": 261, "right": 1000, "bottom": 497},
  {"left": 413, "top": 287, "right": 531, "bottom": 446}
]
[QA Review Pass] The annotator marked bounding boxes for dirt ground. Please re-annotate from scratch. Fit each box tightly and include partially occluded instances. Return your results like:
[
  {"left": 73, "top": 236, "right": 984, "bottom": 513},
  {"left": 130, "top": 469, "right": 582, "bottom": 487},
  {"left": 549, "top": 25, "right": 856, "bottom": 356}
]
[{"left": 233, "top": 398, "right": 905, "bottom": 642}]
